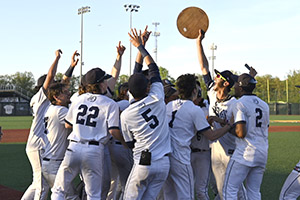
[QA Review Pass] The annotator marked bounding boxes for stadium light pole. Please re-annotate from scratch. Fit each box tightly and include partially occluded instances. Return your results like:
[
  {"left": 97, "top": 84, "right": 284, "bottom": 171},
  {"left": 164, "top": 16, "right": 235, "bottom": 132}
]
[
  {"left": 78, "top": 6, "right": 90, "bottom": 83},
  {"left": 152, "top": 22, "right": 160, "bottom": 63},
  {"left": 209, "top": 43, "right": 217, "bottom": 77},
  {"left": 124, "top": 4, "right": 140, "bottom": 76}
]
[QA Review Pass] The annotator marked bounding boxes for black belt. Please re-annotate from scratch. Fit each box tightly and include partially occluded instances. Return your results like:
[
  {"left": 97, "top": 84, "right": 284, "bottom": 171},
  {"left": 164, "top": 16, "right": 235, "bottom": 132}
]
[
  {"left": 43, "top": 158, "right": 63, "bottom": 162},
  {"left": 115, "top": 141, "right": 122, "bottom": 145},
  {"left": 228, "top": 149, "right": 235, "bottom": 155},
  {"left": 71, "top": 140, "right": 100, "bottom": 146},
  {"left": 191, "top": 148, "right": 209, "bottom": 153}
]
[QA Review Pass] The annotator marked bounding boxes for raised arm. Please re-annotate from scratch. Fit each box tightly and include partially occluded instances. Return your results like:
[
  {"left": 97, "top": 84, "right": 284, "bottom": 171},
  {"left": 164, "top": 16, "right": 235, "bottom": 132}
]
[
  {"left": 196, "top": 29, "right": 209, "bottom": 75},
  {"left": 43, "top": 49, "right": 62, "bottom": 90},
  {"left": 62, "top": 50, "right": 80, "bottom": 84},
  {"left": 129, "top": 28, "right": 161, "bottom": 83},
  {"left": 107, "top": 41, "right": 126, "bottom": 90},
  {"left": 133, "top": 25, "right": 152, "bottom": 73}
]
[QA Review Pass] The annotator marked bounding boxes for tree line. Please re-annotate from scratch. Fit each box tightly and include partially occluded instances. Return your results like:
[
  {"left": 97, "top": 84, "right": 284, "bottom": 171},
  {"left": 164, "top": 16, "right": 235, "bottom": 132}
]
[{"left": 1, "top": 68, "right": 300, "bottom": 103}]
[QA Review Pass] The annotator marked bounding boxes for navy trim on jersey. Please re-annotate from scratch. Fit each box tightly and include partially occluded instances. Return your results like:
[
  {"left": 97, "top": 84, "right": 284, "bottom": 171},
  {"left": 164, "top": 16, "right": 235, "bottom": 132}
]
[
  {"left": 133, "top": 62, "right": 143, "bottom": 74},
  {"left": 108, "top": 126, "right": 120, "bottom": 130},
  {"left": 148, "top": 63, "right": 162, "bottom": 83},
  {"left": 196, "top": 126, "right": 211, "bottom": 134},
  {"left": 203, "top": 73, "right": 214, "bottom": 90},
  {"left": 64, "top": 119, "right": 73, "bottom": 126},
  {"left": 107, "top": 87, "right": 114, "bottom": 96}
]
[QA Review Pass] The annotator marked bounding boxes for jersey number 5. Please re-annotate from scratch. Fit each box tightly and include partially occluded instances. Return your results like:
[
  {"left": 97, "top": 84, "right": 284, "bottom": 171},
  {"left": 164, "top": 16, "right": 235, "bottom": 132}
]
[
  {"left": 76, "top": 104, "right": 99, "bottom": 127},
  {"left": 141, "top": 108, "right": 159, "bottom": 129}
]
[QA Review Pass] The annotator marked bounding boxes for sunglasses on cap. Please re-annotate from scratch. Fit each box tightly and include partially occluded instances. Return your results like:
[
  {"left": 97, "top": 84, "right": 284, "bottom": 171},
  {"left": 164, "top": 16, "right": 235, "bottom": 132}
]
[{"left": 216, "top": 73, "right": 227, "bottom": 82}]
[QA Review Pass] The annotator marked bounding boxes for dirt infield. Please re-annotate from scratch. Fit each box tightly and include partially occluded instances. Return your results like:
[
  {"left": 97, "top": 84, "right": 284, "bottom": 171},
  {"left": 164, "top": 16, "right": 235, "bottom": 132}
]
[
  {"left": 0, "top": 184, "right": 23, "bottom": 200},
  {"left": 1, "top": 129, "right": 29, "bottom": 143},
  {"left": 1, "top": 126, "right": 299, "bottom": 144}
]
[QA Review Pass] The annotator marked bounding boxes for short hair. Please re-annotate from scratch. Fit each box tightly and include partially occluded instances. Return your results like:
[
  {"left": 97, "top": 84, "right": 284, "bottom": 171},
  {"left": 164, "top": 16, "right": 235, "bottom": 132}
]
[
  {"left": 128, "top": 73, "right": 149, "bottom": 99},
  {"left": 176, "top": 74, "right": 197, "bottom": 100},
  {"left": 118, "top": 82, "right": 129, "bottom": 100},
  {"left": 47, "top": 82, "right": 67, "bottom": 105}
]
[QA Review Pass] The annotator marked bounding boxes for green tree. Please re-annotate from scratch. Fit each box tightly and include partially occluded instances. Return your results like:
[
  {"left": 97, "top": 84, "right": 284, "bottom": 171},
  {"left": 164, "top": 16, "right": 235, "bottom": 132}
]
[
  {"left": 55, "top": 73, "right": 79, "bottom": 94},
  {"left": 159, "top": 66, "right": 175, "bottom": 83},
  {"left": 114, "top": 74, "right": 129, "bottom": 97},
  {"left": 10, "top": 71, "right": 35, "bottom": 95},
  {"left": 0, "top": 74, "right": 11, "bottom": 86}
]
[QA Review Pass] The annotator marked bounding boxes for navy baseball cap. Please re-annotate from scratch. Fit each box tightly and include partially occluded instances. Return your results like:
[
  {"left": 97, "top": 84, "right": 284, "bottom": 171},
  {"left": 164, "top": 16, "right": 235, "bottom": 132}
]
[
  {"left": 295, "top": 85, "right": 300, "bottom": 88},
  {"left": 128, "top": 73, "right": 149, "bottom": 98},
  {"left": 35, "top": 74, "right": 47, "bottom": 89},
  {"left": 214, "top": 69, "right": 235, "bottom": 88},
  {"left": 235, "top": 73, "right": 257, "bottom": 87},
  {"left": 85, "top": 68, "right": 112, "bottom": 85}
]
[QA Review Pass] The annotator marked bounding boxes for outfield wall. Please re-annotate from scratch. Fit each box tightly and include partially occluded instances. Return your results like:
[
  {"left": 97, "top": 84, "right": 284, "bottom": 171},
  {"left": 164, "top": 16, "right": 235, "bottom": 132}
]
[
  {"left": 0, "top": 102, "right": 31, "bottom": 116},
  {"left": 0, "top": 102, "right": 299, "bottom": 116}
]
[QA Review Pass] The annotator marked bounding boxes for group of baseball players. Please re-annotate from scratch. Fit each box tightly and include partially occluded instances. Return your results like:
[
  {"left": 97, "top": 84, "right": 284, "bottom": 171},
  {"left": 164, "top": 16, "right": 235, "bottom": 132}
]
[{"left": 21, "top": 24, "right": 299, "bottom": 200}]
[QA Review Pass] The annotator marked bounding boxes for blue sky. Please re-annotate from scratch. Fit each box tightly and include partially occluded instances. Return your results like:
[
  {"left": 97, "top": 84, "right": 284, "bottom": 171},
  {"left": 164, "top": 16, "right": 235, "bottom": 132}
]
[{"left": 1, "top": 0, "right": 300, "bottom": 82}]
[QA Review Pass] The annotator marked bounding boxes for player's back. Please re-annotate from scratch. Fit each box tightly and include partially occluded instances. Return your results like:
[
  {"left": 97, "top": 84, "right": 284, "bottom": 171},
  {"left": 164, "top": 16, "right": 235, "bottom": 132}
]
[
  {"left": 166, "top": 99, "right": 209, "bottom": 164},
  {"left": 66, "top": 92, "right": 119, "bottom": 143},
  {"left": 121, "top": 82, "right": 171, "bottom": 163},
  {"left": 233, "top": 94, "right": 269, "bottom": 167}
]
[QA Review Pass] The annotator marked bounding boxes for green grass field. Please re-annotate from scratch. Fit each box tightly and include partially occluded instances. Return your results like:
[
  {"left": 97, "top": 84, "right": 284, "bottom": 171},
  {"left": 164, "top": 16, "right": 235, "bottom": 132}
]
[{"left": 0, "top": 115, "right": 299, "bottom": 199}]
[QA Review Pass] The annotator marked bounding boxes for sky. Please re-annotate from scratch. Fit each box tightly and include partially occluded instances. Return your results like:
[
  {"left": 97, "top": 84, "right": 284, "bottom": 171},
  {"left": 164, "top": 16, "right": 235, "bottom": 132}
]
[{"left": 1, "top": 0, "right": 300, "bottom": 82}]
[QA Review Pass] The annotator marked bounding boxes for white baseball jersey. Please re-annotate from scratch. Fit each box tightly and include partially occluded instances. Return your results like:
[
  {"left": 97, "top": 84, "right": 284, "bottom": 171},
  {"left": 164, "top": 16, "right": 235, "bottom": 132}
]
[
  {"left": 26, "top": 87, "right": 51, "bottom": 152},
  {"left": 70, "top": 91, "right": 79, "bottom": 104},
  {"left": 43, "top": 105, "right": 71, "bottom": 160},
  {"left": 231, "top": 94, "right": 269, "bottom": 167},
  {"left": 65, "top": 92, "right": 120, "bottom": 143},
  {"left": 190, "top": 105, "right": 210, "bottom": 150},
  {"left": 121, "top": 82, "right": 171, "bottom": 163},
  {"left": 207, "top": 87, "right": 237, "bottom": 154},
  {"left": 166, "top": 99, "right": 211, "bottom": 165}
]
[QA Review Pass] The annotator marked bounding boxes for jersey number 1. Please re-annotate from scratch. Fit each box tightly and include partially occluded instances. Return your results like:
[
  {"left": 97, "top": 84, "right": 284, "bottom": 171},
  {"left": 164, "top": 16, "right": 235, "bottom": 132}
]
[{"left": 76, "top": 104, "right": 99, "bottom": 127}]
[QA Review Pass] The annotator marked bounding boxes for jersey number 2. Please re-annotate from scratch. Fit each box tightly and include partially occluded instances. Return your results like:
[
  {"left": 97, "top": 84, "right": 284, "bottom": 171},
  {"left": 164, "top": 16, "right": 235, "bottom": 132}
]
[
  {"left": 255, "top": 108, "right": 263, "bottom": 127},
  {"left": 76, "top": 104, "right": 99, "bottom": 127},
  {"left": 141, "top": 108, "right": 159, "bottom": 129}
]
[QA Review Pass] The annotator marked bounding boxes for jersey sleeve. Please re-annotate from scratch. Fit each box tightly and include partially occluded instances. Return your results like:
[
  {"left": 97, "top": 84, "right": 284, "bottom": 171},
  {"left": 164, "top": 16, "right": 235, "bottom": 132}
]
[
  {"left": 58, "top": 107, "right": 69, "bottom": 126},
  {"left": 107, "top": 101, "right": 120, "bottom": 130},
  {"left": 233, "top": 101, "right": 246, "bottom": 124},
  {"left": 120, "top": 112, "right": 134, "bottom": 142},
  {"left": 193, "top": 106, "right": 211, "bottom": 132},
  {"left": 148, "top": 82, "right": 164, "bottom": 101},
  {"left": 65, "top": 103, "right": 75, "bottom": 126}
]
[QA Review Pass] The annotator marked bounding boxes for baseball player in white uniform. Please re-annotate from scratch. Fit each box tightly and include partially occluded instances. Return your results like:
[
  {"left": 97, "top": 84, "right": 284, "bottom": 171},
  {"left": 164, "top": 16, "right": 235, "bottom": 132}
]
[
  {"left": 22, "top": 49, "right": 62, "bottom": 200},
  {"left": 41, "top": 82, "right": 79, "bottom": 199},
  {"left": 41, "top": 51, "right": 79, "bottom": 193},
  {"left": 120, "top": 28, "right": 171, "bottom": 200},
  {"left": 163, "top": 74, "right": 233, "bottom": 200},
  {"left": 196, "top": 30, "right": 247, "bottom": 200},
  {"left": 107, "top": 83, "right": 133, "bottom": 200},
  {"left": 279, "top": 160, "right": 300, "bottom": 199},
  {"left": 51, "top": 67, "right": 126, "bottom": 200},
  {"left": 223, "top": 73, "right": 269, "bottom": 200},
  {"left": 101, "top": 42, "right": 126, "bottom": 200},
  {"left": 190, "top": 81, "right": 212, "bottom": 200}
]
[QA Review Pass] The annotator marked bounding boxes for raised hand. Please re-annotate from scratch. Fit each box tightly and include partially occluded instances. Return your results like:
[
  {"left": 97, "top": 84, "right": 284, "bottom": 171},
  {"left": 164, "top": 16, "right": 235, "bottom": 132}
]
[
  {"left": 128, "top": 28, "right": 142, "bottom": 48},
  {"left": 71, "top": 50, "right": 80, "bottom": 67},
  {"left": 196, "top": 29, "right": 205, "bottom": 44},
  {"left": 56, "top": 49, "right": 63, "bottom": 59},
  {"left": 116, "top": 41, "right": 126, "bottom": 56},
  {"left": 141, "top": 25, "right": 152, "bottom": 46}
]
